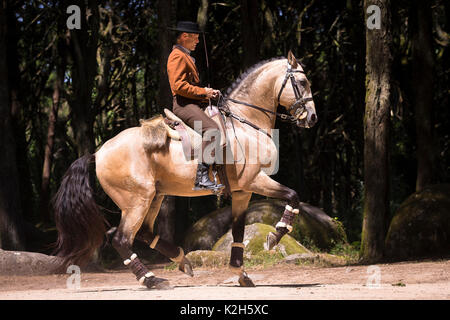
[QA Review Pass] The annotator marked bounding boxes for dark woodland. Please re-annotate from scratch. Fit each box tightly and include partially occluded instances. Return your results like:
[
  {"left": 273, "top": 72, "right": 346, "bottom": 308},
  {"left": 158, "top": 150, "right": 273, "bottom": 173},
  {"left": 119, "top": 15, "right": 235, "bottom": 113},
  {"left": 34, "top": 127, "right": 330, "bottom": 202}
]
[{"left": 0, "top": 0, "right": 449, "bottom": 265}]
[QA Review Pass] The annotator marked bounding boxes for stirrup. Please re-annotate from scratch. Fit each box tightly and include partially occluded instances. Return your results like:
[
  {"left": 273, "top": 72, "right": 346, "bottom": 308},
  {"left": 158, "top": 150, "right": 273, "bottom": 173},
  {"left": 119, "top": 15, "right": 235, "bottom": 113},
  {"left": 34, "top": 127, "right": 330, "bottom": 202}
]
[
  {"left": 193, "top": 163, "right": 224, "bottom": 192},
  {"left": 193, "top": 183, "right": 224, "bottom": 192}
]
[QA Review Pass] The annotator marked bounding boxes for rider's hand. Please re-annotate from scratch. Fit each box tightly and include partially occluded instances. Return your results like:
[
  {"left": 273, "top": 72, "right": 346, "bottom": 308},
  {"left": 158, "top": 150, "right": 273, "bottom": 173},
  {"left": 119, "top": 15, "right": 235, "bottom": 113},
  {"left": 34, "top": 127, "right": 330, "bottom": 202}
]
[{"left": 205, "top": 87, "right": 220, "bottom": 99}]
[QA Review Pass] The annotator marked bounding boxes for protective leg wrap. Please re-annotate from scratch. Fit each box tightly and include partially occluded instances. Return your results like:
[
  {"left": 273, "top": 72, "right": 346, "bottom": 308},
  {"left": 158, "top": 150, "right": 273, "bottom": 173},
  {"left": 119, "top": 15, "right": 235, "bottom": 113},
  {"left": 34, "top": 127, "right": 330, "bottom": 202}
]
[
  {"left": 229, "top": 244, "right": 244, "bottom": 269},
  {"left": 124, "top": 253, "right": 171, "bottom": 289},
  {"left": 228, "top": 243, "right": 255, "bottom": 287},
  {"left": 275, "top": 205, "right": 300, "bottom": 233},
  {"left": 124, "top": 254, "right": 152, "bottom": 282},
  {"left": 266, "top": 205, "right": 300, "bottom": 251}
]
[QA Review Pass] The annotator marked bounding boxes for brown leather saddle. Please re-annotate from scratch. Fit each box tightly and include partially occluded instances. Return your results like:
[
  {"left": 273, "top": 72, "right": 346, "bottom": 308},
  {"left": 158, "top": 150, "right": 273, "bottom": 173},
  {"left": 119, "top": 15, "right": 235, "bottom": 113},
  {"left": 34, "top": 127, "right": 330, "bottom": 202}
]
[
  {"left": 163, "top": 106, "right": 231, "bottom": 197},
  {"left": 163, "top": 105, "right": 228, "bottom": 162}
]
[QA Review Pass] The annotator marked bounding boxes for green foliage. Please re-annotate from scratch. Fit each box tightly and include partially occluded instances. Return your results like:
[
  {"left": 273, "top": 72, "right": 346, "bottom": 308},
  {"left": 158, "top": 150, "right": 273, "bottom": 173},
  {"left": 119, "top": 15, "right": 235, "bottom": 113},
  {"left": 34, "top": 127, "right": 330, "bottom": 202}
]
[
  {"left": 329, "top": 241, "right": 360, "bottom": 264},
  {"left": 244, "top": 250, "right": 286, "bottom": 268}
]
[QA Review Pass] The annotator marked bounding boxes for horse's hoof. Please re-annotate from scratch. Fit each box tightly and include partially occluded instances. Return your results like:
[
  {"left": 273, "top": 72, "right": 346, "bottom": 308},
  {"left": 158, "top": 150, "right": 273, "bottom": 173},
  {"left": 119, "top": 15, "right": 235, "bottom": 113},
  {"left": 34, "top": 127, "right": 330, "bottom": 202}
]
[
  {"left": 179, "top": 257, "right": 194, "bottom": 277},
  {"left": 144, "top": 276, "right": 173, "bottom": 290},
  {"left": 265, "top": 232, "right": 278, "bottom": 251},
  {"left": 238, "top": 273, "right": 255, "bottom": 287},
  {"left": 154, "top": 279, "right": 173, "bottom": 290}
]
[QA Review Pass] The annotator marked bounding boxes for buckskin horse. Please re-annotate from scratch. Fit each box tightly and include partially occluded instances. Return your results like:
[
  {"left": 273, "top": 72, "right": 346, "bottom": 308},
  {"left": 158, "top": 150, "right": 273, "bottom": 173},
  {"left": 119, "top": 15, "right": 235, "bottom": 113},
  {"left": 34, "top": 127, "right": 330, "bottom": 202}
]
[{"left": 53, "top": 51, "right": 317, "bottom": 289}]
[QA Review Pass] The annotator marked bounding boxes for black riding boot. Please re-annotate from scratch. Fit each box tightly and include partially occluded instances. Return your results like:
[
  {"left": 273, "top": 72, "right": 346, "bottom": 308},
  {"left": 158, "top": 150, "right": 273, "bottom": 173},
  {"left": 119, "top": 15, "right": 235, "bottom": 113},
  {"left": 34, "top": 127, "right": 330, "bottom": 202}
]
[{"left": 194, "top": 163, "right": 224, "bottom": 191}]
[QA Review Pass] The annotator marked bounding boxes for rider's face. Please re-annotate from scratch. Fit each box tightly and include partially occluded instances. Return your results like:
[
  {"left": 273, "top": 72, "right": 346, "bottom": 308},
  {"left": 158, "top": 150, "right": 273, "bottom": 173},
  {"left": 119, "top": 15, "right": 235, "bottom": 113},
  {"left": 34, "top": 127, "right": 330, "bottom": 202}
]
[{"left": 181, "top": 33, "right": 199, "bottom": 51}]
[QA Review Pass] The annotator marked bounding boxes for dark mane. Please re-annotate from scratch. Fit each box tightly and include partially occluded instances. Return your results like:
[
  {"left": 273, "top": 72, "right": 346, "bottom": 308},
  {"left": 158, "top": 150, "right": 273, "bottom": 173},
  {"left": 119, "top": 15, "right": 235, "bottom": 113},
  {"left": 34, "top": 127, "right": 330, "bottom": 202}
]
[{"left": 225, "top": 57, "right": 286, "bottom": 96}]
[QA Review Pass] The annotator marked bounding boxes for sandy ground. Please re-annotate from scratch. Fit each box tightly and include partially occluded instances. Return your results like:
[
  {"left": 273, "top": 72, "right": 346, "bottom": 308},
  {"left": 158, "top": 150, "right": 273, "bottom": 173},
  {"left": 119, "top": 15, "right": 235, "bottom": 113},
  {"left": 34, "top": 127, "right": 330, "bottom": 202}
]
[{"left": 0, "top": 259, "right": 449, "bottom": 300}]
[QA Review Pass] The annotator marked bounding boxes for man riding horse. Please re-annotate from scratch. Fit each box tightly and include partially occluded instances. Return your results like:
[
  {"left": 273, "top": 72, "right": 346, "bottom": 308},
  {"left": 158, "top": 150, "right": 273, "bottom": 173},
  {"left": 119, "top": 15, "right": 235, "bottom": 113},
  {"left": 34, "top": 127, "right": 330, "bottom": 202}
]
[
  {"left": 167, "top": 21, "right": 224, "bottom": 191},
  {"left": 52, "top": 22, "right": 318, "bottom": 288}
]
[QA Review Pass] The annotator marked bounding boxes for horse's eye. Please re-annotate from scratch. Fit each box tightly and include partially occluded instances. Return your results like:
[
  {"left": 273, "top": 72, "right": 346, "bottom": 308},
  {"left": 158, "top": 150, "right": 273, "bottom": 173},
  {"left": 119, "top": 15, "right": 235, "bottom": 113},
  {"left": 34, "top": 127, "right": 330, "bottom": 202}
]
[{"left": 299, "top": 80, "right": 307, "bottom": 87}]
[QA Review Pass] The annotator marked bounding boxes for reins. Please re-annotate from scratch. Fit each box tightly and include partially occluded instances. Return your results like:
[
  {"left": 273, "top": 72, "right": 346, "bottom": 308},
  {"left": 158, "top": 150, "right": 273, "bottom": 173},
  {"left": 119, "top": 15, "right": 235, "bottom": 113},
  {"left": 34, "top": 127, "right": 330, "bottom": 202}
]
[
  {"left": 218, "top": 63, "right": 314, "bottom": 135},
  {"left": 214, "top": 61, "right": 315, "bottom": 164},
  {"left": 218, "top": 98, "right": 273, "bottom": 138}
]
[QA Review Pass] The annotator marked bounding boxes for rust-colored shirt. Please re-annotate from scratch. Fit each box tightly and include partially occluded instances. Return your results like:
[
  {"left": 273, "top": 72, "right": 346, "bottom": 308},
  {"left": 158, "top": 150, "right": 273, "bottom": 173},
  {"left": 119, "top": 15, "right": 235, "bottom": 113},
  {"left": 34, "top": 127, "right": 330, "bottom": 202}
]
[{"left": 167, "top": 45, "right": 207, "bottom": 101}]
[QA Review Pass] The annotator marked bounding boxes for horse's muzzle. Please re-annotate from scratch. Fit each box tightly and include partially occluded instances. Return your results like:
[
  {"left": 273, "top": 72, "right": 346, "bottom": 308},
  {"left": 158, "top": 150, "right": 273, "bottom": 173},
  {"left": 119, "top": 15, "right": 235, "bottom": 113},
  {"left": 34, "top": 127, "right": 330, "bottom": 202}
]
[
  {"left": 296, "top": 106, "right": 317, "bottom": 128},
  {"left": 307, "top": 110, "right": 317, "bottom": 127}
]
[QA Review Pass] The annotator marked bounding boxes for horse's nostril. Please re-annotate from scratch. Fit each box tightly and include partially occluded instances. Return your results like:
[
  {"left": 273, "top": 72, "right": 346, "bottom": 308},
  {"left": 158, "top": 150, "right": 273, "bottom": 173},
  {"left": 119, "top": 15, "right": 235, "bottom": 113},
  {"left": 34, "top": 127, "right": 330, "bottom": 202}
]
[{"left": 309, "top": 113, "right": 317, "bottom": 125}]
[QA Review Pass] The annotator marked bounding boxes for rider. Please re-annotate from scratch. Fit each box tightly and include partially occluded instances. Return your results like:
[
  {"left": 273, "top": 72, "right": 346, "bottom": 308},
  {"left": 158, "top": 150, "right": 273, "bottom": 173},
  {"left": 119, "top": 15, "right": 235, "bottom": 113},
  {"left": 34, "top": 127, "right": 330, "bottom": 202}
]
[{"left": 167, "top": 21, "right": 224, "bottom": 191}]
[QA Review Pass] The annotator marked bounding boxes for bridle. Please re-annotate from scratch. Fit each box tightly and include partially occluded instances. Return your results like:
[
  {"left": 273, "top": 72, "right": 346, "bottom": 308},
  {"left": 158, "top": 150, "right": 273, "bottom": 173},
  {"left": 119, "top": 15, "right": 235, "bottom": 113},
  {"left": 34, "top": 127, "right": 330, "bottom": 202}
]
[
  {"left": 219, "top": 61, "right": 314, "bottom": 134},
  {"left": 277, "top": 62, "right": 314, "bottom": 121}
]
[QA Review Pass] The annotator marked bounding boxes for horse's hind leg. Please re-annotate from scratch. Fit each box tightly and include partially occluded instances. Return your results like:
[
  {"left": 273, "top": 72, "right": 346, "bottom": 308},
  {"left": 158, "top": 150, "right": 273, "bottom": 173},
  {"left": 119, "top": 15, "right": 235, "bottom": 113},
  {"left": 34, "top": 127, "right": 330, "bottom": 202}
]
[
  {"left": 136, "top": 195, "right": 194, "bottom": 277},
  {"left": 111, "top": 192, "right": 172, "bottom": 289},
  {"left": 246, "top": 171, "right": 301, "bottom": 250},
  {"left": 229, "top": 191, "right": 255, "bottom": 287}
]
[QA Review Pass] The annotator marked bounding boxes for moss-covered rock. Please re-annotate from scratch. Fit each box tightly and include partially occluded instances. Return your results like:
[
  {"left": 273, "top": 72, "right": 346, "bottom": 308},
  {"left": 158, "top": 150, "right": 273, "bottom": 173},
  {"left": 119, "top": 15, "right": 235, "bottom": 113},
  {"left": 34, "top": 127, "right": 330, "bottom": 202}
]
[
  {"left": 293, "top": 202, "right": 348, "bottom": 250},
  {"left": 185, "top": 250, "right": 229, "bottom": 268},
  {"left": 283, "top": 252, "right": 348, "bottom": 267},
  {"left": 385, "top": 184, "right": 450, "bottom": 260},
  {"left": 184, "top": 199, "right": 348, "bottom": 252},
  {"left": 244, "top": 199, "right": 286, "bottom": 226},
  {"left": 245, "top": 200, "right": 348, "bottom": 250},
  {"left": 212, "top": 223, "right": 310, "bottom": 257}
]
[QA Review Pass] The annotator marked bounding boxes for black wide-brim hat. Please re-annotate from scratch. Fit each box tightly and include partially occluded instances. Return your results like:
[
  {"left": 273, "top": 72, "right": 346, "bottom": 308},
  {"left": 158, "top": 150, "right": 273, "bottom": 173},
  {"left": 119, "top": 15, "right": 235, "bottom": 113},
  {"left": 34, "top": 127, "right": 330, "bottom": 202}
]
[{"left": 168, "top": 21, "right": 204, "bottom": 33}]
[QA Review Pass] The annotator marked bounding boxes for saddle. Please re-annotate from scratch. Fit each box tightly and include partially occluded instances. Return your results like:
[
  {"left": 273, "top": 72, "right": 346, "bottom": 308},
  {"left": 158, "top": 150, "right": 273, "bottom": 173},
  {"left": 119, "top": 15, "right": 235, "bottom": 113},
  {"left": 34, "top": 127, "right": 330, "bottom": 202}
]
[
  {"left": 162, "top": 106, "right": 231, "bottom": 197},
  {"left": 163, "top": 105, "right": 228, "bottom": 162}
]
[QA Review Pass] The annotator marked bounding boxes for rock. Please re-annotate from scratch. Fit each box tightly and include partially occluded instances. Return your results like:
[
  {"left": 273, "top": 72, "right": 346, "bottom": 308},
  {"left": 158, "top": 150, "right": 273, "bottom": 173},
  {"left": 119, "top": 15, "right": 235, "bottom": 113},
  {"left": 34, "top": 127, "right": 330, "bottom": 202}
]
[
  {"left": 284, "top": 253, "right": 319, "bottom": 264},
  {"left": 295, "top": 202, "right": 348, "bottom": 250},
  {"left": 244, "top": 199, "right": 286, "bottom": 226},
  {"left": 0, "top": 249, "right": 62, "bottom": 275},
  {"left": 385, "top": 184, "right": 450, "bottom": 260},
  {"left": 183, "top": 206, "right": 232, "bottom": 252},
  {"left": 212, "top": 223, "right": 310, "bottom": 257},
  {"left": 185, "top": 250, "right": 229, "bottom": 268},
  {"left": 184, "top": 199, "right": 348, "bottom": 252},
  {"left": 283, "top": 252, "right": 347, "bottom": 266},
  {"left": 245, "top": 200, "right": 348, "bottom": 250}
]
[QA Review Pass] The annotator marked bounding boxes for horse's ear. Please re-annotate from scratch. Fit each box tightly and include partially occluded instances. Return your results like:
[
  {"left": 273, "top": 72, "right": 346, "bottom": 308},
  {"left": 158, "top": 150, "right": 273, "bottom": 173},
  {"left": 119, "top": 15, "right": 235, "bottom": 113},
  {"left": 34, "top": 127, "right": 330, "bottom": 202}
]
[{"left": 287, "top": 50, "right": 298, "bottom": 68}]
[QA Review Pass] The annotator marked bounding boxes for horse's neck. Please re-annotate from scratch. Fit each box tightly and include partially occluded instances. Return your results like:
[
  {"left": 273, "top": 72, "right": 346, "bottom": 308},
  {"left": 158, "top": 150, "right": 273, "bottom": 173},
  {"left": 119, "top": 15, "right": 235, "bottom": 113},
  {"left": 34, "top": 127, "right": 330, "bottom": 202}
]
[{"left": 227, "top": 65, "right": 278, "bottom": 131}]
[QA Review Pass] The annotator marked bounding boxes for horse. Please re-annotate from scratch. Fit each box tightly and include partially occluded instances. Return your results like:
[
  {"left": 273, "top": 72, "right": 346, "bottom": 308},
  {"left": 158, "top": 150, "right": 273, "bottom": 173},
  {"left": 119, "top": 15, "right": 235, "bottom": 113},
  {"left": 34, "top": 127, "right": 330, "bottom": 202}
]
[{"left": 52, "top": 51, "right": 317, "bottom": 289}]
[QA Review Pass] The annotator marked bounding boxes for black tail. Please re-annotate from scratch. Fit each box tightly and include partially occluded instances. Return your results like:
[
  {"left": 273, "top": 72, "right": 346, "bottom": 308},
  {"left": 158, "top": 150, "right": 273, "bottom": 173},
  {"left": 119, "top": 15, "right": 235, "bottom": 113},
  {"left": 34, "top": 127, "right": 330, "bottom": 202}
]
[{"left": 53, "top": 154, "right": 107, "bottom": 268}]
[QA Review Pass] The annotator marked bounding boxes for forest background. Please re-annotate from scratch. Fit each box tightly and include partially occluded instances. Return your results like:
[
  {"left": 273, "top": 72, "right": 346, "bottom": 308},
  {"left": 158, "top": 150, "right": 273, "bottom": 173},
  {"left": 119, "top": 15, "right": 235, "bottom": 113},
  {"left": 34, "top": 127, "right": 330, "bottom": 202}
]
[{"left": 0, "top": 0, "right": 448, "bottom": 264}]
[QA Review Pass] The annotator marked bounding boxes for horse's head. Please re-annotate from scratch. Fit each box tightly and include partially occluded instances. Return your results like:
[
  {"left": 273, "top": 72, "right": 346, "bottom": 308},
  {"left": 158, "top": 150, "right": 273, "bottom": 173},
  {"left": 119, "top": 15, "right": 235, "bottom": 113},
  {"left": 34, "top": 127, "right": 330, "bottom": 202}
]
[{"left": 275, "top": 51, "right": 317, "bottom": 128}]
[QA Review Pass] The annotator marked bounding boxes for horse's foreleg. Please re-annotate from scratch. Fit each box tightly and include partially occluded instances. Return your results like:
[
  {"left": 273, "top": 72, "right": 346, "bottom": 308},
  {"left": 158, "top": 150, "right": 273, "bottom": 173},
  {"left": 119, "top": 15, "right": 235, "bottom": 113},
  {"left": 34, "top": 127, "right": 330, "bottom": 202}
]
[
  {"left": 230, "top": 191, "right": 255, "bottom": 287},
  {"left": 246, "top": 172, "right": 301, "bottom": 250},
  {"left": 111, "top": 193, "right": 172, "bottom": 289},
  {"left": 136, "top": 195, "right": 194, "bottom": 277}
]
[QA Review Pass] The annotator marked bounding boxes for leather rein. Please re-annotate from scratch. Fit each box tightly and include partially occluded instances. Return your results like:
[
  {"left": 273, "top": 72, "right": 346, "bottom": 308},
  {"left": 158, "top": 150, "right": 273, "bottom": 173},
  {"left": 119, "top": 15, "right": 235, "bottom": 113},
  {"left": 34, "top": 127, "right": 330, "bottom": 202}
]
[{"left": 218, "top": 63, "right": 314, "bottom": 138}]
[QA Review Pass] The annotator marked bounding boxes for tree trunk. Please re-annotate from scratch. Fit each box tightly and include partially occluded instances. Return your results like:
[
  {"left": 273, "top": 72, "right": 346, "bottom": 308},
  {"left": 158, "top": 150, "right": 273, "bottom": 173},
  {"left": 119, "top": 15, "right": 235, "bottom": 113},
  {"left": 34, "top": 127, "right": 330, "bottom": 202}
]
[
  {"left": 361, "top": 0, "right": 392, "bottom": 263},
  {"left": 6, "top": 2, "right": 33, "bottom": 222},
  {"left": 197, "top": 0, "right": 209, "bottom": 31},
  {"left": 40, "top": 39, "right": 66, "bottom": 222},
  {"left": 0, "top": 1, "right": 25, "bottom": 250},
  {"left": 156, "top": 0, "right": 173, "bottom": 111},
  {"left": 155, "top": 0, "right": 176, "bottom": 246},
  {"left": 411, "top": 0, "right": 435, "bottom": 192},
  {"left": 67, "top": 0, "right": 99, "bottom": 156},
  {"left": 196, "top": 0, "right": 209, "bottom": 86},
  {"left": 241, "top": 0, "right": 260, "bottom": 69}
]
